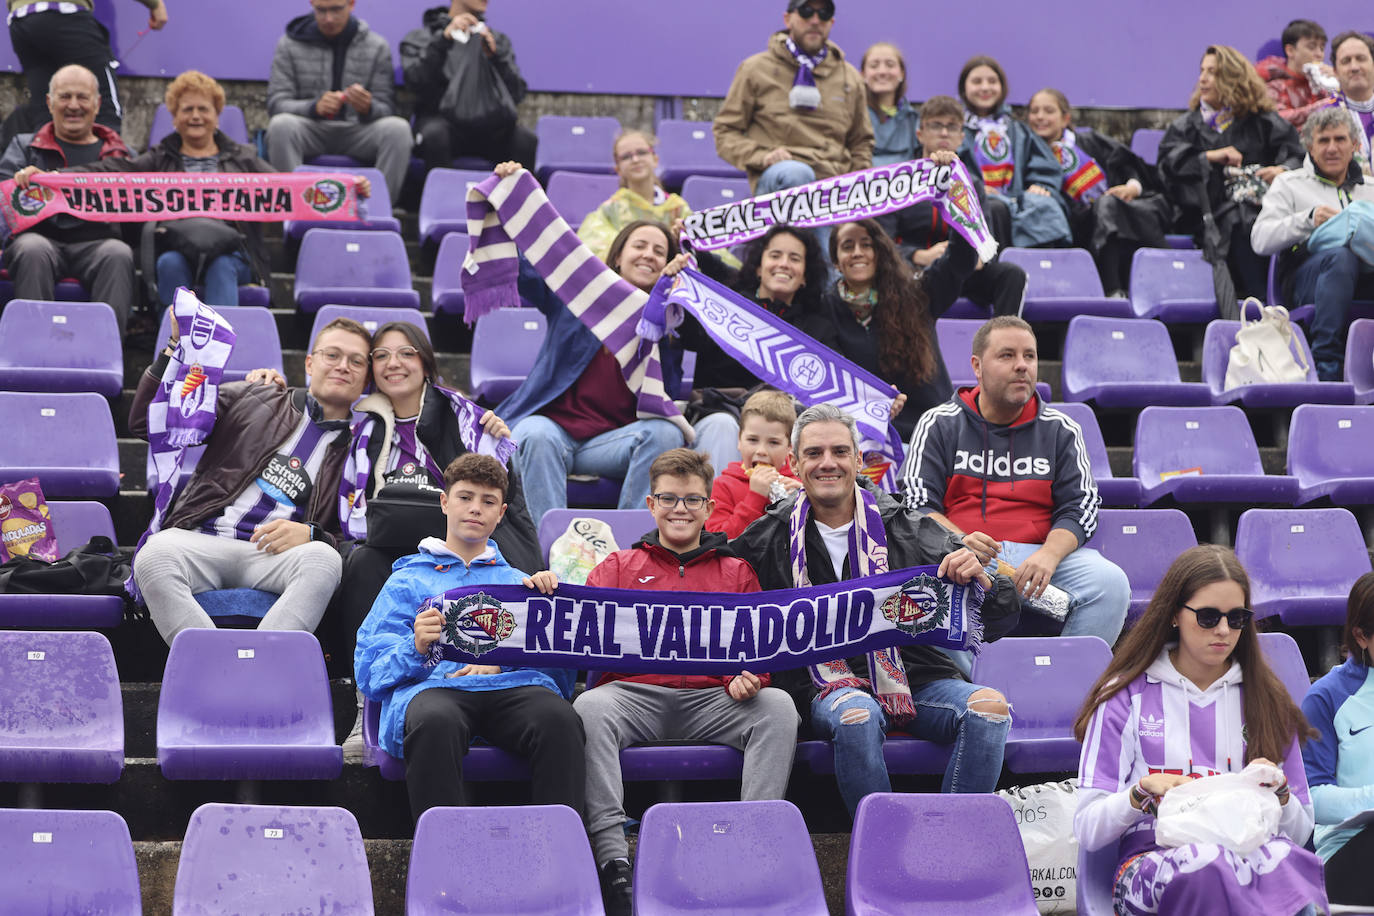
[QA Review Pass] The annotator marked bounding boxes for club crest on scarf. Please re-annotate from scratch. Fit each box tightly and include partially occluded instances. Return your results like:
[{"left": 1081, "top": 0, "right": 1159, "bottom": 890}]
[
  {"left": 441, "top": 592, "right": 517, "bottom": 657},
  {"left": 881, "top": 573, "right": 950, "bottom": 637},
  {"left": 302, "top": 178, "right": 347, "bottom": 215}
]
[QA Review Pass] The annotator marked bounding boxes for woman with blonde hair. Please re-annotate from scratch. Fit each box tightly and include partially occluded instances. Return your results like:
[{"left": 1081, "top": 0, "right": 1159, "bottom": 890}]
[{"left": 576, "top": 129, "right": 692, "bottom": 260}]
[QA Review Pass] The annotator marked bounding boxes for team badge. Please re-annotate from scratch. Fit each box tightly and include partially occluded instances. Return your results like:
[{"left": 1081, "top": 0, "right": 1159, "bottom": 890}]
[
  {"left": 443, "top": 592, "right": 517, "bottom": 656},
  {"left": 302, "top": 178, "right": 347, "bottom": 215},
  {"left": 880, "top": 574, "right": 949, "bottom": 636},
  {"left": 11, "top": 183, "right": 50, "bottom": 218}
]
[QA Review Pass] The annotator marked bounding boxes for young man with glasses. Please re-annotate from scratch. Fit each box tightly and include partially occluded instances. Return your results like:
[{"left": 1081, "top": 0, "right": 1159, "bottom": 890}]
[
  {"left": 129, "top": 317, "right": 372, "bottom": 646},
  {"left": 573, "top": 448, "right": 799, "bottom": 916}
]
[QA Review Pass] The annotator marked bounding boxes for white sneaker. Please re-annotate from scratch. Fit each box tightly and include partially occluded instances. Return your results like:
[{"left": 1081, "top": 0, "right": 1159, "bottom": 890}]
[{"left": 342, "top": 691, "right": 365, "bottom": 764}]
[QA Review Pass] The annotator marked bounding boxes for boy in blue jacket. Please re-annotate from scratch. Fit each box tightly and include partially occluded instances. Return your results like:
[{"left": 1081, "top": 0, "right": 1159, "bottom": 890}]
[{"left": 355, "top": 453, "right": 584, "bottom": 823}]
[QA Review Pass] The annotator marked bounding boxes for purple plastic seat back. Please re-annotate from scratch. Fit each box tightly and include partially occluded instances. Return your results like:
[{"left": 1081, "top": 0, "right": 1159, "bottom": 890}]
[
  {"left": 1045, "top": 402, "right": 1141, "bottom": 505},
  {"left": 470, "top": 308, "right": 548, "bottom": 404},
  {"left": 934, "top": 317, "right": 984, "bottom": 386},
  {"left": 1130, "top": 128, "right": 1164, "bottom": 165},
  {"left": 534, "top": 115, "right": 622, "bottom": 182},
  {"left": 174, "top": 803, "right": 372, "bottom": 915},
  {"left": 1288, "top": 404, "right": 1374, "bottom": 504},
  {"left": 294, "top": 228, "right": 420, "bottom": 313},
  {"left": 286, "top": 164, "right": 400, "bottom": 237},
  {"left": 0, "top": 809, "right": 140, "bottom": 913},
  {"left": 1133, "top": 405, "right": 1264, "bottom": 496},
  {"left": 431, "top": 232, "right": 471, "bottom": 316},
  {"left": 0, "top": 501, "right": 124, "bottom": 628},
  {"left": 1000, "top": 248, "right": 1131, "bottom": 320},
  {"left": 1089, "top": 508, "right": 1198, "bottom": 620},
  {"left": 655, "top": 119, "right": 745, "bottom": 187},
  {"left": 0, "top": 391, "right": 119, "bottom": 498},
  {"left": 546, "top": 170, "right": 622, "bottom": 230},
  {"left": 1256, "top": 38, "right": 1284, "bottom": 60},
  {"left": 1129, "top": 249, "right": 1218, "bottom": 321},
  {"left": 680, "top": 176, "right": 753, "bottom": 212},
  {"left": 155, "top": 304, "right": 283, "bottom": 382},
  {"left": 310, "top": 303, "right": 430, "bottom": 343},
  {"left": 0, "top": 300, "right": 123, "bottom": 396},
  {"left": 635, "top": 800, "right": 828, "bottom": 915},
  {"left": 150, "top": 103, "right": 248, "bottom": 149},
  {"left": 1201, "top": 318, "right": 1355, "bottom": 405},
  {"left": 1259, "top": 631, "right": 1312, "bottom": 706},
  {"left": 157, "top": 629, "right": 341, "bottom": 780},
  {"left": 536, "top": 508, "right": 655, "bottom": 563},
  {"left": 1062, "top": 315, "right": 1203, "bottom": 405},
  {"left": 847, "top": 793, "right": 1038, "bottom": 915},
  {"left": 1077, "top": 843, "right": 1116, "bottom": 915},
  {"left": 47, "top": 500, "right": 116, "bottom": 551},
  {"left": 0, "top": 630, "right": 123, "bottom": 782},
  {"left": 1235, "top": 508, "right": 1371, "bottom": 625},
  {"left": 418, "top": 167, "right": 489, "bottom": 246},
  {"left": 1347, "top": 319, "right": 1374, "bottom": 403},
  {"left": 408, "top": 805, "right": 601, "bottom": 915}
]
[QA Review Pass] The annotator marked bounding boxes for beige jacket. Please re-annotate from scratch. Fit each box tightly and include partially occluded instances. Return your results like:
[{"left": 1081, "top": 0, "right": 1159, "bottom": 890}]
[{"left": 713, "top": 32, "right": 873, "bottom": 189}]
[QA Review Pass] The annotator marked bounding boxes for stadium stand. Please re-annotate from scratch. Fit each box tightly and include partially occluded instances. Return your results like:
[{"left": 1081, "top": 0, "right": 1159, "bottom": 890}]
[
  {"left": 1061, "top": 315, "right": 1211, "bottom": 406},
  {"left": 533, "top": 115, "right": 622, "bottom": 183},
  {"left": 293, "top": 228, "right": 422, "bottom": 313},
  {"left": 1128, "top": 248, "right": 1220, "bottom": 322},
  {"left": 1089, "top": 508, "right": 1199, "bottom": 623},
  {"left": 1000, "top": 248, "right": 1134, "bottom": 321}
]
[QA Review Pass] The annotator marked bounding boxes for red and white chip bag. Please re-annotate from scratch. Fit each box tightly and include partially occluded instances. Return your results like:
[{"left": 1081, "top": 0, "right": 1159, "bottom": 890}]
[{"left": 0, "top": 477, "right": 59, "bottom": 562}]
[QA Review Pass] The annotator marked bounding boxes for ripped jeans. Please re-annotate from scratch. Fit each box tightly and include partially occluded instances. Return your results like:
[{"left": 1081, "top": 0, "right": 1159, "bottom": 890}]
[{"left": 811, "top": 677, "right": 1010, "bottom": 818}]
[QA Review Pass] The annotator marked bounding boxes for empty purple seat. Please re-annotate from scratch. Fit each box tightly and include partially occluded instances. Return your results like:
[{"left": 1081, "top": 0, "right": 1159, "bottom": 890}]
[
  {"left": 150, "top": 102, "right": 248, "bottom": 148},
  {"left": 0, "top": 300, "right": 122, "bottom": 397},
  {"left": 430, "top": 232, "right": 470, "bottom": 316},
  {"left": 0, "top": 630, "right": 122, "bottom": 782},
  {"left": 1089, "top": 508, "right": 1198, "bottom": 622},
  {"left": 1061, "top": 315, "right": 1211, "bottom": 406},
  {"left": 635, "top": 800, "right": 828, "bottom": 915},
  {"left": 536, "top": 508, "right": 655, "bottom": 562},
  {"left": 284, "top": 164, "right": 401, "bottom": 237},
  {"left": 0, "top": 809, "right": 140, "bottom": 913},
  {"left": 547, "top": 170, "right": 622, "bottom": 230},
  {"left": 154, "top": 304, "right": 282, "bottom": 383},
  {"left": 1288, "top": 404, "right": 1374, "bottom": 504},
  {"left": 847, "top": 793, "right": 1038, "bottom": 916},
  {"left": 680, "top": 176, "right": 753, "bottom": 213},
  {"left": 0, "top": 391, "right": 119, "bottom": 498},
  {"left": 1077, "top": 844, "right": 1117, "bottom": 916},
  {"left": 655, "top": 119, "right": 745, "bottom": 187},
  {"left": 157, "top": 629, "right": 341, "bottom": 780},
  {"left": 1000, "top": 248, "right": 1133, "bottom": 320},
  {"left": 408, "top": 805, "right": 601, "bottom": 915},
  {"left": 937, "top": 317, "right": 1052, "bottom": 402},
  {"left": 363, "top": 697, "right": 529, "bottom": 781},
  {"left": 1259, "top": 631, "right": 1311, "bottom": 705},
  {"left": 1130, "top": 128, "right": 1164, "bottom": 166},
  {"left": 294, "top": 228, "right": 421, "bottom": 313},
  {"left": 0, "top": 501, "right": 125, "bottom": 628},
  {"left": 1046, "top": 402, "right": 1141, "bottom": 506},
  {"left": 1346, "top": 318, "right": 1374, "bottom": 404},
  {"left": 1133, "top": 406, "right": 1299, "bottom": 505},
  {"left": 1201, "top": 319, "right": 1355, "bottom": 406},
  {"left": 310, "top": 303, "right": 430, "bottom": 343},
  {"left": 1129, "top": 249, "right": 1219, "bottom": 322},
  {"left": 470, "top": 307, "right": 547, "bottom": 403},
  {"left": 1235, "top": 508, "right": 1372, "bottom": 626},
  {"left": 174, "top": 803, "right": 372, "bottom": 915},
  {"left": 533, "top": 115, "right": 621, "bottom": 183},
  {"left": 418, "top": 167, "right": 489, "bottom": 247}
]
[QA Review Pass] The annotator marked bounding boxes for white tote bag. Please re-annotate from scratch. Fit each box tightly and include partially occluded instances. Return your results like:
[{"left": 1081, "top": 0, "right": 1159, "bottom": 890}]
[
  {"left": 998, "top": 781, "right": 1078, "bottom": 914},
  {"left": 1154, "top": 763, "right": 1283, "bottom": 854},
  {"left": 1223, "top": 298, "right": 1309, "bottom": 391}
]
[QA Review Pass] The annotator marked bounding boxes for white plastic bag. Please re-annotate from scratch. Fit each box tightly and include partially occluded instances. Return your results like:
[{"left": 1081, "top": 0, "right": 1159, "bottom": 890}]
[
  {"left": 1224, "top": 298, "right": 1309, "bottom": 391},
  {"left": 547, "top": 517, "right": 620, "bottom": 586},
  {"left": 1153, "top": 763, "right": 1283, "bottom": 854},
  {"left": 998, "top": 781, "right": 1077, "bottom": 914}
]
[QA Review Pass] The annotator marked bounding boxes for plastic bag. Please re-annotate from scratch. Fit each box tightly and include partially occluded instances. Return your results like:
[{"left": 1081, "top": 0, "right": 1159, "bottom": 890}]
[
  {"left": 1154, "top": 763, "right": 1283, "bottom": 854},
  {"left": 0, "top": 477, "right": 58, "bottom": 562},
  {"left": 997, "top": 781, "right": 1077, "bottom": 914},
  {"left": 547, "top": 518, "right": 620, "bottom": 586}
]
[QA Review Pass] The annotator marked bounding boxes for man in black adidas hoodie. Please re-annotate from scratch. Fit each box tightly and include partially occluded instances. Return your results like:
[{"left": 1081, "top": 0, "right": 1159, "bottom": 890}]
[{"left": 900, "top": 315, "right": 1128, "bottom": 648}]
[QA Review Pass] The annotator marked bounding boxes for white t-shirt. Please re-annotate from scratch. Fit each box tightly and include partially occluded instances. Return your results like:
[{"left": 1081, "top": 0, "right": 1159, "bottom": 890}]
[{"left": 815, "top": 520, "right": 853, "bottom": 579}]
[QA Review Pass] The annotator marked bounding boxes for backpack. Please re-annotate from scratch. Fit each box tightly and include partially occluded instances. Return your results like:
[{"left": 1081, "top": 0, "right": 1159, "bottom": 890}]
[{"left": 1223, "top": 298, "right": 1308, "bottom": 391}]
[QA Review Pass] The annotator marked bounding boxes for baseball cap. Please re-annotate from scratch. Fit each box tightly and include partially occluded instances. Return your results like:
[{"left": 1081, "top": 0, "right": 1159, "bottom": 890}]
[{"left": 787, "top": 0, "right": 835, "bottom": 17}]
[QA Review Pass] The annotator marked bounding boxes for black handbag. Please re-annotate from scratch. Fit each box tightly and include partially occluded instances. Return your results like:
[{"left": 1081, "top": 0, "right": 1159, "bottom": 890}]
[
  {"left": 364, "top": 482, "right": 447, "bottom": 553},
  {"left": 0, "top": 537, "right": 133, "bottom": 596},
  {"left": 156, "top": 217, "right": 245, "bottom": 281},
  {"left": 439, "top": 36, "right": 518, "bottom": 133}
]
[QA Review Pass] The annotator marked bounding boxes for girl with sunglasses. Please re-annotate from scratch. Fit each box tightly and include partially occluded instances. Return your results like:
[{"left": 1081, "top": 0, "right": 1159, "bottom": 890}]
[{"left": 1073, "top": 544, "right": 1325, "bottom": 915}]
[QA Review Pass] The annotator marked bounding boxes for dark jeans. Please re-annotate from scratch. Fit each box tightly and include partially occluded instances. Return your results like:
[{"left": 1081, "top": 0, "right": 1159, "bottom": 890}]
[
  {"left": 402, "top": 685, "right": 585, "bottom": 823},
  {"left": 414, "top": 114, "right": 537, "bottom": 171},
  {"left": 1292, "top": 246, "right": 1374, "bottom": 380},
  {"left": 9, "top": 10, "right": 122, "bottom": 131},
  {"left": 1324, "top": 822, "right": 1374, "bottom": 906}
]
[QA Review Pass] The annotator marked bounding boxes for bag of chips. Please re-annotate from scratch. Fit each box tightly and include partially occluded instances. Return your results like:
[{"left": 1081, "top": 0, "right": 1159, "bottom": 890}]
[{"left": 0, "top": 477, "right": 59, "bottom": 563}]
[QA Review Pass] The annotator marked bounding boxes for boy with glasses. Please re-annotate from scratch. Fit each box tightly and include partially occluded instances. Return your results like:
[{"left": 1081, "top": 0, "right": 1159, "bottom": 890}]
[{"left": 574, "top": 448, "right": 799, "bottom": 916}]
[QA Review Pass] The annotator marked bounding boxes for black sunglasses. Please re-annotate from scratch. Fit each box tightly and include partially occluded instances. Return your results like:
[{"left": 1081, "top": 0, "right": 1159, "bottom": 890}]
[
  {"left": 793, "top": 2, "right": 833, "bottom": 21},
  {"left": 1183, "top": 605, "right": 1254, "bottom": 630}
]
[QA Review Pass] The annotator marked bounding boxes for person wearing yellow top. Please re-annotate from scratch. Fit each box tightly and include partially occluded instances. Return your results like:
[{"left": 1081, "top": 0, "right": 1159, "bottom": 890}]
[{"left": 577, "top": 129, "right": 692, "bottom": 260}]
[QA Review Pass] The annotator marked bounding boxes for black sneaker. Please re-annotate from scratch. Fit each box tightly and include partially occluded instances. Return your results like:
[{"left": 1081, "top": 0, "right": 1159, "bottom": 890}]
[{"left": 599, "top": 857, "right": 633, "bottom": 916}]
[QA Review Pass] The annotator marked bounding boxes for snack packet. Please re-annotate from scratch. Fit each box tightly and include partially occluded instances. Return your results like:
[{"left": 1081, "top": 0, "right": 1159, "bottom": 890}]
[{"left": 0, "top": 477, "right": 59, "bottom": 562}]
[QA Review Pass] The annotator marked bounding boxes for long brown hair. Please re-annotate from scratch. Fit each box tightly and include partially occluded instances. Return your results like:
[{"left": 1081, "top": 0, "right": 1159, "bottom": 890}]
[
  {"left": 828, "top": 218, "right": 937, "bottom": 384},
  {"left": 1345, "top": 571, "right": 1374, "bottom": 662},
  {"left": 1189, "top": 45, "right": 1276, "bottom": 117},
  {"left": 860, "top": 42, "right": 908, "bottom": 113},
  {"left": 1072, "top": 544, "right": 1315, "bottom": 763}
]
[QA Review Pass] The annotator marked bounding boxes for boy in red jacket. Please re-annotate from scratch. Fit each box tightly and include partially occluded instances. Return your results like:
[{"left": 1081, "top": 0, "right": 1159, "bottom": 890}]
[
  {"left": 706, "top": 390, "right": 802, "bottom": 538},
  {"left": 575, "top": 448, "right": 799, "bottom": 916}
]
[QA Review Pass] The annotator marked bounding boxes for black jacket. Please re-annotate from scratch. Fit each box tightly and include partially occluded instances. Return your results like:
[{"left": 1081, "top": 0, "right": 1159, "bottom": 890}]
[{"left": 400, "top": 5, "right": 526, "bottom": 123}]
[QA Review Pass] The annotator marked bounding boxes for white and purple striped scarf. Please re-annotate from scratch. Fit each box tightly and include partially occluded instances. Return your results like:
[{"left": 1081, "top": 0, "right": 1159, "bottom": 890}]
[
  {"left": 790, "top": 485, "right": 916, "bottom": 723},
  {"left": 784, "top": 36, "right": 826, "bottom": 110}
]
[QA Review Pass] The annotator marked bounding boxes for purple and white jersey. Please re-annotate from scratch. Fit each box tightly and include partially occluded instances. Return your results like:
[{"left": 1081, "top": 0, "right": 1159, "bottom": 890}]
[{"left": 379, "top": 415, "right": 443, "bottom": 488}]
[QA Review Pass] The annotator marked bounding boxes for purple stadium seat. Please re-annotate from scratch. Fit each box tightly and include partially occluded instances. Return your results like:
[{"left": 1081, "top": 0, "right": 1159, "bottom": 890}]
[
  {"left": 1345, "top": 318, "right": 1374, "bottom": 404},
  {"left": 0, "top": 630, "right": 122, "bottom": 782},
  {"left": 157, "top": 629, "right": 341, "bottom": 780},
  {"left": 635, "top": 800, "right": 828, "bottom": 915},
  {"left": 363, "top": 697, "right": 530, "bottom": 781},
  {"left": 470, "top": 307, "right": 546, "bottom": 404},
  {"left": 1133, "top": 405, "right": 1299, "bottom": 505},
  {"left": 1000, "top": 248, "right": 1133, "bottom": 320},
  {"left": 1061, "top": 315, "right": 1211, "bottom": 406},
  {"left": 971, "top": 635, "right": 1113, "bottom": 773},
  {"left": 1235, "top": 508, "right": 1372, "bottom": 626},
  {"left": 430, "top": 232, "right": 470, "bottom": 316},
  {"left": 797, "top": 735, "right": 952, "bottom": 776},
  {"left": 0, "top": 501, "right": 125, "bottom": 628},
  {"left": 0, "top": 391, "right": 119, "bottom": 498},
  {"left": 655, "top": 119, "right": 745, "bottom": 188},
  {"left": 1256, "top": 38, "right": 1284, "bottom": 61},
  {"left": 154, "top": 304, "right": 283, "bottom": 383},
  {"left": 0, "top": 300, "right": 122, "bottom": 397},
  {"left": 310, "top": 303, "right": 430, "bottom": 343},
  {"left": 149, "top": 102, "right": 248, "bottom": 149},
  {"left": 0, "top": 809, "right": 140, "bottom": 913},
  {"left": 681, "top": 349, "right": 697, "bottom": 391},
  {"left": 1088, "top": 508, "right": 1198, "bottom": 623},
  {"left": 936, "top": 317, "right": 1052, "bottom": 402},
  {"left": 566, "top": 475, "right": 625, "bottom": 509},
  {"left": 1047, "top": 402, "right": 1142, "bottom": 506},
  {"left": 285, "top": 164, "right": 401, "bottom": 237},
  {"left": 847, "top": 793, "right": 1038, "bottom": 916},
  {"left": 293, "top": 228, "right": 421, "bottom": 313},
  {"left": 306, "top": 153, "right": 363, "bottom": 168},
  {"left": 942, "top": 297, "right": 992, "bottom": 319},
  {"left": 1129, "top": 249, "right": 1219, "bottom": 322},
  {"left": 546, "top": 170, "right": 622, "bottom": 230},
  {"left": 1288, "top": 404, "right": 1374, "bottom": 505},
  {"left": 536, "top": 508, "right": 655, "bottom": 562},
  {"left": 1077, "top": 844, "right": 1116, "bottom": 916},
  {"left": 237, "top": 284, "right": 271, "bottom": 307},
  {"left": 408, "top": 805, "right": 601, "bottom": 915},
  {"left": 418, "top": 167, "right": 488, "bottom": 247},
  {"left": 1129, "top": 128, "right": 1165, "bottom": 166},
  {"left": 173, "top": 803, "right": 372, "bottom": 915},
  {"left": 1259, "top": 631, "right": 1312, "bottom": 706},
  {"left": 680, "top": 175, "right": 753, "bottom": 213},
  {"left": 1201, "top": 319, "right": 1355, "bottom": 406},
  {"left": 533, "top": 115, "right": 622, "bottom": 183}
]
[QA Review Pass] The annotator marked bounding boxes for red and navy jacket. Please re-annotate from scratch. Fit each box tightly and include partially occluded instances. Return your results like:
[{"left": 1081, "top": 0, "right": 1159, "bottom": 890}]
[{"left": 899, "top": 386, "right": 1099, "bottom": 546}]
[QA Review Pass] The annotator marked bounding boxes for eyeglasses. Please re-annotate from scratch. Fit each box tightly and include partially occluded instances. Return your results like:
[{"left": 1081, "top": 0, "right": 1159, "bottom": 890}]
[
  {"left": 651, "top": 493, "right": 708, "bottom": 511},
  {"left": 922, "top": 121, "right": 962, "bottom": 136},
  {"left": 616, "top": 148, "right": 654, "bottom": 163},
  {"left": 1182, "top": 605, "right": 1254, "bottom": 630},
  {"left": 793, "top": 2, "right": 833, "bottom": 20},
  {"left": 311, "top": 347, "right": 368, "bottom": 371},
  {"left": 371, "top": 346, "right": 421, "bottom": 363}
]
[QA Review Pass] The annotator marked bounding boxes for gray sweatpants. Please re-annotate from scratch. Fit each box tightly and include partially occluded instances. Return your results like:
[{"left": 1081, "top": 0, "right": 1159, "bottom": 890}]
[
  {"left": 132, "top": 527, "right": 342, "bottom": 646},
  {"left": 3, "top": 232, "right": 134, "bottom": 335},
  {"left": 265, "top": 113, "right": 412, "bottom": 206},
  {"left": 573, "top": 680, "right": 799, "bottom": 864}
]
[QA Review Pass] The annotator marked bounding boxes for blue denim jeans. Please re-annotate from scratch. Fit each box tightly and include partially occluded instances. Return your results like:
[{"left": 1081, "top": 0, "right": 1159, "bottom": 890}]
[
  {"left": 1292, "top": 246, "right": 1374, "bottom": 380},
  {"left": 756, "top": 160, "right": 831, "bottom": 255},
  {"left": 811, "top": 677, "right": 1010, "bottom": 818},
  {"left": 157, "top": 249, "right": 251, "bottom": 307},
  {"left": 998, "top": 541, "right": 1129, "bottom": 646},
  {"left": 510, "top": 414, "right": 685, "bottom": 524}
]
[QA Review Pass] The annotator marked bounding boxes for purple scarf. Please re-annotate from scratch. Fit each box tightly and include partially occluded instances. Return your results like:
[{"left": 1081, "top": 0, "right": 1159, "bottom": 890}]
[{"left": 784, "top": 36, "right": 827, "bottom": 110}]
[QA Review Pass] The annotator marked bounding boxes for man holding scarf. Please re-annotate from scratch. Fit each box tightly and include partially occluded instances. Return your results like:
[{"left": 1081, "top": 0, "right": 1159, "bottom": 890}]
[{"left": 732, "top": 404, "right": 1019, "bottom": 818}]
